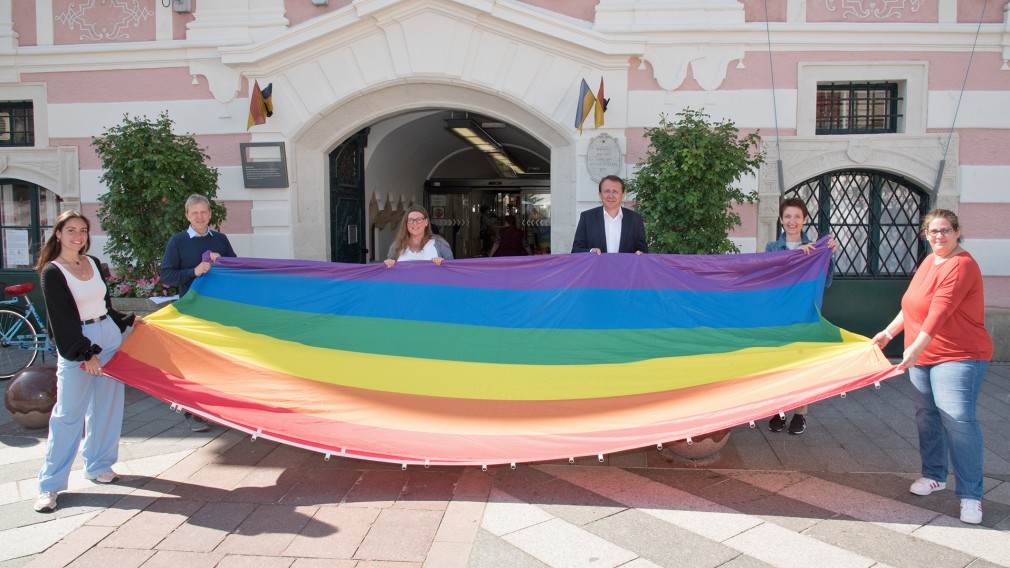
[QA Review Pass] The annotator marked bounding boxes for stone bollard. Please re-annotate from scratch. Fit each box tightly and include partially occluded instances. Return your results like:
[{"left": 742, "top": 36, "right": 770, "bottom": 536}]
[{"left": 4, "top": 364, "right": 57, "bottom": 429}]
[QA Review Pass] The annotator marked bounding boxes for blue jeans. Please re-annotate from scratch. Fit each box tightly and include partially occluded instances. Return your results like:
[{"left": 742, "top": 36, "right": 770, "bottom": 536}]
[
  {"left": 38, "top": 318, "right": 124, "bottom": 493},
  {"left": 908, "top": 359, "right": 988, "bottom": 500}
]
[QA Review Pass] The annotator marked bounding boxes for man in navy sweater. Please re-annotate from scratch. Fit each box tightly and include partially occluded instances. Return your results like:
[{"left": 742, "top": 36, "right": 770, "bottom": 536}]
[{"left": 160, "top": 194, "right": 236, "bottom": 431}]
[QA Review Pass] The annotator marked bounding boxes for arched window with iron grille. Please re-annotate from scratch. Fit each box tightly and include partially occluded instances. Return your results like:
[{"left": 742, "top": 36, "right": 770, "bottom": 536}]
[{"left": 784, "top": 169, "right": 931, "bottom": 280}]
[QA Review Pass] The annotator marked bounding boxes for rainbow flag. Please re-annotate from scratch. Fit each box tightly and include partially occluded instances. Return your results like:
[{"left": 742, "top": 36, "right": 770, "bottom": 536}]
[{"left": 104, "top": 243, "right": 899, "bottom": 466}]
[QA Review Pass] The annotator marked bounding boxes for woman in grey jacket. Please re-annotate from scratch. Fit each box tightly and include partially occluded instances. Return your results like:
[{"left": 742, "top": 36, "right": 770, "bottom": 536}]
[{"left": 384, "top": 205, "right": 453, "bottom": 268}]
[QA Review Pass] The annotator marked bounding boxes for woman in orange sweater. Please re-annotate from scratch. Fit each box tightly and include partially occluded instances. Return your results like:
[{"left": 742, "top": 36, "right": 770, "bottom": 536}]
[{"left": 872, "top": 208, "right": 993, "bottom": 525}]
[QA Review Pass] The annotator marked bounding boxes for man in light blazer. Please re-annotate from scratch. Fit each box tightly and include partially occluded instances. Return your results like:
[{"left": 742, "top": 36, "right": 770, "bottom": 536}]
[{"left": 571, "top": 175, "right": 648, "bottom": 255}]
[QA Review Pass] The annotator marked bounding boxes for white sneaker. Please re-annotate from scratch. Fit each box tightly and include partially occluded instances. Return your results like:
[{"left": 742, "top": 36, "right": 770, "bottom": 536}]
[
  {"left": 85, "top": 470, "right": 120, "bottom": 484},
  {"left": 909, "top": 477, "right": 946, "bottom": 496},
  {"left": 34, "top": 491, "right": 57, "bottom": 512},
  {"left": 960, "top": 498, "right": 982, "bottom": 524}
]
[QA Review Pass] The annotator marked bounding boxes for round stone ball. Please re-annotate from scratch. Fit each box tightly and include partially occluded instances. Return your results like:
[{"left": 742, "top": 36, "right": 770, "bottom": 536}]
[{"left": 4, "top": 365, "right": 57, "bottom": 429}]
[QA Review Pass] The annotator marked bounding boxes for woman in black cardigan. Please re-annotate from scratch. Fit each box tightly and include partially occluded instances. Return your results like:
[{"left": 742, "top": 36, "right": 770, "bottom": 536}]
[{"left": 33, "top": 211, "right": 136, "bottom": 513}]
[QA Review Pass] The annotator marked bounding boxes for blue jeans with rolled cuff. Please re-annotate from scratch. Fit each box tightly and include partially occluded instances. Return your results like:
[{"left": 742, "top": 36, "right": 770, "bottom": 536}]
[{"left": 908, "top": 359, "right": 988, "bottom": 501}]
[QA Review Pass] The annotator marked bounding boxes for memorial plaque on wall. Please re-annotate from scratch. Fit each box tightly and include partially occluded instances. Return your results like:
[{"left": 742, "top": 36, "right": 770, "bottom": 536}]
[
  {"left": 586, "top": 133, "right": 622, "bottom": 182},
  {"left": 240, "top": 142, "right": 289, "bottom": 188}
]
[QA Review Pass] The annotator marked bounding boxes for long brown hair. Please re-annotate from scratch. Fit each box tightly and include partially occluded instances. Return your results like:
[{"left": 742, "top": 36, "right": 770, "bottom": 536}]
[
  {"left": 36, "top": 210, "right": 91, "bottom": 276},
  {"left": 390, "top": 205, "right": 433, "bottom": 259}
]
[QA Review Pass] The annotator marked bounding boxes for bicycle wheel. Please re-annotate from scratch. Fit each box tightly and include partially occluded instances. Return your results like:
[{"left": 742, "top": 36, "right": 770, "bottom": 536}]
[{"left": 0, "top": 309, "right": 38, "bottom": 378}]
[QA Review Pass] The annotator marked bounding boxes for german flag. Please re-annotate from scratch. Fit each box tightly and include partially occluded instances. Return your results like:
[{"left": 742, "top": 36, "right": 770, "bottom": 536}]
[{"left": 246, "top": 81, "right": 273, "bottom": 130}]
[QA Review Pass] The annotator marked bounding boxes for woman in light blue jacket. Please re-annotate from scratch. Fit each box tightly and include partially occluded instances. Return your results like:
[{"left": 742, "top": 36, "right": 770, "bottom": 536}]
[{"left": 765, "top": 197, "right": 838, "bottom": 434}]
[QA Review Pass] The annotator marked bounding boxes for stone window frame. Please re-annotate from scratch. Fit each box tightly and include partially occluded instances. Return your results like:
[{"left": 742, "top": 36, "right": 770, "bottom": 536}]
[{"left": 796, "top": 61, "right": 927, "bottom": 137}]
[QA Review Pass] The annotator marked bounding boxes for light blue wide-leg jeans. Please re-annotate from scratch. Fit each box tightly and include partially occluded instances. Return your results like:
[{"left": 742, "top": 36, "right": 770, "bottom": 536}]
[
  {"left": 908, "top": 359, "right": 988, "bottom": 500},
  {"left": 38, "top": 318, "right": 124, "bottom": 493}
]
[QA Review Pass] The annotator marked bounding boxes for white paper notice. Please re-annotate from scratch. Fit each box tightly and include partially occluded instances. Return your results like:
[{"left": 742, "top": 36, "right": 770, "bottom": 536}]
[{"left": 4, "top": 228, "right": 29, "bottom": 267}]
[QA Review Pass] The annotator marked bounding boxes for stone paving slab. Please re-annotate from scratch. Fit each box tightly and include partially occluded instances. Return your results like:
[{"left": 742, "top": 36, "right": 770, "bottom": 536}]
[{"left": 1, "top": 366, "right": 1009, "bottom": 567}]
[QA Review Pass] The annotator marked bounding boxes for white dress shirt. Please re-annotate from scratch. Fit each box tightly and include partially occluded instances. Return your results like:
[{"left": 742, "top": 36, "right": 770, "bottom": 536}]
[{"left": 603, "top": 207, "right": 623, "bottom": 254}]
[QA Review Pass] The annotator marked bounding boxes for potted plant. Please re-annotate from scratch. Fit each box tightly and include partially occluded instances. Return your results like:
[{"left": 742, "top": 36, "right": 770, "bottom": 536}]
[
  {"left": 92, "top": 112, "right": 226, "bottom": 313},
  {"left": 628, "top": 108, "right": 763, "bottom": 459}
]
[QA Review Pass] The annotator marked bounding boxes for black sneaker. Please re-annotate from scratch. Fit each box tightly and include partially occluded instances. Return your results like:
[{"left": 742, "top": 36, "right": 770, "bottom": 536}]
[
  {"left": 788, "top": 414, "right": 806, "bottom": 435},
  {"left": 768, "top": 415, "right": 786, "bottom": 432}
]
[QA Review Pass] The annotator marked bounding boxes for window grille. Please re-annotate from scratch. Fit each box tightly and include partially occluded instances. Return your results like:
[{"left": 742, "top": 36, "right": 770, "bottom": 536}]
[
  {"left": 0, "top": 101, "right": 35, "bottom": 147},
  {"left": 784, "top": 170, "right": 929, "bottom": 279},
  {"left": 816, "top": 83, "right": 901, "bottom": 135}
]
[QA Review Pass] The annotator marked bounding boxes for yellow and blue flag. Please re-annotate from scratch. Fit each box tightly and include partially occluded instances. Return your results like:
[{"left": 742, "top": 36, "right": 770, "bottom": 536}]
[{"left": 574, "top": 79, "right": 596, "bottom": 133}]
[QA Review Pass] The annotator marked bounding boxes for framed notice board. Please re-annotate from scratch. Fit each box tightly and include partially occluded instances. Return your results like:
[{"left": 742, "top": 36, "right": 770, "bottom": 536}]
[{"left": 240, "top": 142, "right": 289, "bottom": 188}]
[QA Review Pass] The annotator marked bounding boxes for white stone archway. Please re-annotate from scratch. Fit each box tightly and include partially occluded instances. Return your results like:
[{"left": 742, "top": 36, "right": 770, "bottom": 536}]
[
  {"left": 0, "top": 147, "right": 80, "bottom": 207},
  {"left": 217, "top": 0, "right": 637, "bottom": 261},
  {"left": 757, "top": 134, "right": 958, "bottom": 244},
  {"left": 289, "top": 82, "right": 575, "bottom": 261}
]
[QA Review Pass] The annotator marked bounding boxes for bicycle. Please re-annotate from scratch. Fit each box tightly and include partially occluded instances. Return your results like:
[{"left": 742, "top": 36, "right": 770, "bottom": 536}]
[{"left": 0, "top": 282, "right": 56, "bottom": 378}]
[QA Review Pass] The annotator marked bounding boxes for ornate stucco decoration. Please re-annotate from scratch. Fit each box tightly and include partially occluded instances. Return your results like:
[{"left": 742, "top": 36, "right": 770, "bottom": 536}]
[
  {"left": 54, "top": 0, "right": 155, "bottom": 42},
  {"left": 822, "top": 0, "right": 925, "bottom": 20}
]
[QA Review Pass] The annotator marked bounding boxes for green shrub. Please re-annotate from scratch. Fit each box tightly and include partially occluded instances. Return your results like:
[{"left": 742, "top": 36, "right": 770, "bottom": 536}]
[
  {"left": 629, "top": 109, "right": 763, "bottom": 254},
  {"left": 93, "top": 112, "right": 226, "bottom": 280}
]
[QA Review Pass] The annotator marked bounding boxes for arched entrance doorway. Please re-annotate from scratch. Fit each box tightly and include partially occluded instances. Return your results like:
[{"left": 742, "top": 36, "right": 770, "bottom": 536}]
[
  {"left": 322, "top": 104, "right": 553, "bottom": 263},
  {"left": 783, "top": 169, "right": 930, "bottom": 353},
  {"left": 291, "top": 83, "right": 575, "bottom": 263}
]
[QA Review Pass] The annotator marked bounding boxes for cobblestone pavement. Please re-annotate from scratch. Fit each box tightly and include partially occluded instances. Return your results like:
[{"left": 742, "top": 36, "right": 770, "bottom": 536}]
[{"left": 1, "top": 364, "right": 1008, "bottom": 567}]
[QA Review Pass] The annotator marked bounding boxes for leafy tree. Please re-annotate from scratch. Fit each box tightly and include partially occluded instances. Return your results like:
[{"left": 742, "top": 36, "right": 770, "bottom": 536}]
[
  {"left": 93, "top": 112, "right": 225, "bottom": 280},
  {"left": 628, "top": 108, "right": 763, "bottom": 254}
]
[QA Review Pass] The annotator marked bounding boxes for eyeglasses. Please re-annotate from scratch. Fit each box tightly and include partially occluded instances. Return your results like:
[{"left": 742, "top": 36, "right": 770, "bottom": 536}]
[
  {"left": 406, "top": 217, "right": 427, "bottom": 225},
  {"left": 925, "top": 228, "right": 954, "bottom": 238}
]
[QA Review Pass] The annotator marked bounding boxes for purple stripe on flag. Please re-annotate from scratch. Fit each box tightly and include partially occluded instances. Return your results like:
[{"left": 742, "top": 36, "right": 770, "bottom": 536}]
[{"left": 215, "top": 238, "right": 832, "bottom": 292}]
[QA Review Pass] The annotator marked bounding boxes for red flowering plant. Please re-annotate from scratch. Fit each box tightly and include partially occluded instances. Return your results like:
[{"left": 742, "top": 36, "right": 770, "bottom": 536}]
[{"left": 105, "top": 267, "right": 177, "bottom": 298}]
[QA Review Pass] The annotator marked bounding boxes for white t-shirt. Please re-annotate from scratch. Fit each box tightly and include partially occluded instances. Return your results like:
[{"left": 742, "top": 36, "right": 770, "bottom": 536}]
[
  {"left": 52, "top": 257, "right": 107, "bottom": 321},
  {"left": 396, "top": 239, "right": 439, "bottom": 262}
]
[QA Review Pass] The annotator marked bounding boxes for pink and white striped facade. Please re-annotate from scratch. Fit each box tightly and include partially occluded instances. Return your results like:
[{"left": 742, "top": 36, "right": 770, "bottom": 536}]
[{"left": 1, "top": 0, "right": 1009, "bottom": 307}]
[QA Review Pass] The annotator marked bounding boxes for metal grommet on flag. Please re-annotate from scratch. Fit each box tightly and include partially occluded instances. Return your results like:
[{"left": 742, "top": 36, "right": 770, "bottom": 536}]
[
  {"left": 324, "top": 453, "right": 331, "bottom": 462},
  {"left": 840, "top": 392, "right": 847, "bottom": 398},
  {"left": 481, "top": 464, "right": 488, "bottom": 472},
  {"left": 568, "top": 457, "right": 575, "bottom": 464},
  {"left": 401, "top": 463, "right": 407, "bottom": 471},
  {"left": 686, "top": 437, "right": 694, "bottom": 445},
  {"left": 749, "top": 421, "right": 756, "bottom": 428},
  {"left": 874, "top": 381, "right": 881, "bottom": 389},
  {"left": 598, "top": 454, "right": 604, "bottom": 463},
  {"left": 778, "top": 411, "right": 786, "bottom": 419},
  {"left": 510, "top": 462, "right": 516, "bottom": 470},
  {"left": 424, "top": 459, "right": 430, "bottom": 469},
  {"left": 170, "top": 403, "right": 180, "bottom": 412},
  {"left": 251, "top": 428, "right": 261, "bottom": 441},
  {"left": 656, "top": 443, "right": 663, "bottom": 451}
]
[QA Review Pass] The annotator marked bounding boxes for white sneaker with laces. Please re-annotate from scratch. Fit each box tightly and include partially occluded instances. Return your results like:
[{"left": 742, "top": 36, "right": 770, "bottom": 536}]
[
  {"left": 960, "top": 498, "right": 982, "bottom": 524},
  {"left": 909, "top": 477, "right": 946, "bottom": 496},
  {"left": 85, "top": 471, "right": 120, "bottom": 484},
  {"left": 34, "top": 491, "right": 57, "bottom": 512}
]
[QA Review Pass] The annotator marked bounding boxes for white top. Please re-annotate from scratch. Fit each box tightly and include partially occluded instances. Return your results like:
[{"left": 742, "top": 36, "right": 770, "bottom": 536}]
[
  {"left": 603, "top": 207, "right": 623, "bottom": 254},
  {"left": 396, "top": 239, "right": 439, "bottom": 262},
  {"left": 785, "top": 241, "right": 801, "bottom": 251},
  {"left": 52, "top": 257, "right": 107, "bottom": 321}
]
